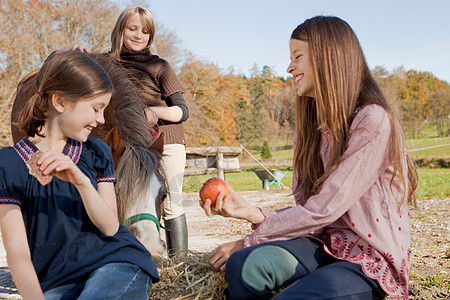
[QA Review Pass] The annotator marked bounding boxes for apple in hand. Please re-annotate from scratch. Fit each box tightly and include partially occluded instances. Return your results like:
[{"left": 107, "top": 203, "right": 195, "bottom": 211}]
[{"left": 199, "top": 177, "right": 230, "bottom": 206}]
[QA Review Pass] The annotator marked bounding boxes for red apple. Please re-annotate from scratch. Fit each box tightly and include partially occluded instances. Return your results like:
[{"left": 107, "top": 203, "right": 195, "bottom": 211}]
[{"left": 199, "top": 177, "right": 230, "bottom": 206}]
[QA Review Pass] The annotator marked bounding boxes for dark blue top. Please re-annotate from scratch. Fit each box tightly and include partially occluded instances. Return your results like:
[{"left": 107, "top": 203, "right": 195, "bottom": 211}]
[{"left": 0, "top": 137, "right": 159, "bottom": 291}]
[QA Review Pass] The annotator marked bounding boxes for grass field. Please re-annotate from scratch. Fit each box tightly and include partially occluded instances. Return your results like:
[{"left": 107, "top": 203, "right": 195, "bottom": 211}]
[
  {"left": 185, "top": 136, "right": 449, "bottom": 199},
  {"left": 416, "top": 168, "right": 450, "bottom": 199},
  {"left": 183, "top": 168, "right": 449, "bottom": 199},
  {"left": 183, "top": 170, "right": 293, "bottom": 193},
  {"left": 410, "top": 145, "right": 450, "bottom": 157}
]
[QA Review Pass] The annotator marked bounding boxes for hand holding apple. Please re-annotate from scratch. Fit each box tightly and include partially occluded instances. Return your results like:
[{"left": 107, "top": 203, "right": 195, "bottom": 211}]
[
  {"left": 199, "top": 178, "right": 265, "bottom": 224},
  {"left": 199, "top": 177, "right": 230, "bottom": 207}
]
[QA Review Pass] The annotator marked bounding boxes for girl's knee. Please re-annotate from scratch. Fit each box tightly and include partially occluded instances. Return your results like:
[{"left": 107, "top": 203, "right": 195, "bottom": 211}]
[{"left": 239, "top": 245, "right": 299, "bottom": 291}]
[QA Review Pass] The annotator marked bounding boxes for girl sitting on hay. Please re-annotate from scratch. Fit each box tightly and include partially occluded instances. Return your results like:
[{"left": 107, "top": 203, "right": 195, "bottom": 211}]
[{"left": 200, "top": 16, "right": 417, "bottom": 300}]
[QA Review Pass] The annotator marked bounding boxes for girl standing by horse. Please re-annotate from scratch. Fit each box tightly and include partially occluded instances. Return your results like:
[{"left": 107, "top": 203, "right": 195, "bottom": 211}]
[
  {"left": 110, "top": 6, "right": 190, "bottom": 257},
  {"left": 201, "top": 16, "right": 418, "bottom": 300},
  {"left": 0, "top": 51, "right": 158, "bottom": 299}
]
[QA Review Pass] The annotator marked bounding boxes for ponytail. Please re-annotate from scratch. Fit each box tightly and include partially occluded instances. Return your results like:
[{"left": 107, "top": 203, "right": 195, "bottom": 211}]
[{"left": 17, "top": 91, "right": 51, "bottom": 138}]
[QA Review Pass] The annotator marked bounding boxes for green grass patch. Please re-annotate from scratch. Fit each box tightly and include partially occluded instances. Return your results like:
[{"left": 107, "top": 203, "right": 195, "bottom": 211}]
[
  {"left": 183, "top": 170, "right": 293, "bottom": 193},
  {"left": 421, "top": 273, "right": 450, "bottom": 289},
  {"left": 410, "top": 145, "right": 450, "bottom": 159},
  {"left": 272, "top": 149, "right": 294, "bottom": 159},
  {"left": 241, "top": 148, "right": 293, "bottom": 162},
  {"left": 184, "top": 168, "right": 448, "bottom": 199},
  {"left": 416, "top": 168, "right": 450, "bottom": 199}
]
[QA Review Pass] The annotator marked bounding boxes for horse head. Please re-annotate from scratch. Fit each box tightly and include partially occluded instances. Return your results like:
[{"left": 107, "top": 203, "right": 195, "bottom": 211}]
[{"left": 11, "top": 52, "right": 168, "bottom": 262}]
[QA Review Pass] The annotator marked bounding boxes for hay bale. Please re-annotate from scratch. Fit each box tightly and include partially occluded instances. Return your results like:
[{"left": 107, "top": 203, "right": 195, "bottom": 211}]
[{"left": 151, "top": 251, "right": 227, "bottom": 299}]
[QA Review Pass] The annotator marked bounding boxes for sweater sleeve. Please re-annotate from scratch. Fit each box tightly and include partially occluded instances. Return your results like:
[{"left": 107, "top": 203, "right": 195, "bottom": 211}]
[
  {"left": 244, "top": 105, "right": 392, "bottom": 246},
  {"left": 158, "top": 59, "right": 184, "bottom": 98},
  {"left": 163, "top": 92, "right": 189, "bottom": 122}
]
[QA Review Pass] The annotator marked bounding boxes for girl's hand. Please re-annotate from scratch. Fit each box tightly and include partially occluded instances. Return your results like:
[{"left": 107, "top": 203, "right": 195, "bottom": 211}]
[
  {"left": 199, "top": 189, "right": 237, "bottom": 217},
  {"left": 199, "top": 188, "right": 265, "bottom": 224},
  {"left": 37, "top": 151, "right": 89, "bottom": 186},
  {"left": 209, "top": 240, "right": 244, "bottom": 272},
  {"left": 57, "top": 44, "right": 92, "bottom": 53}
]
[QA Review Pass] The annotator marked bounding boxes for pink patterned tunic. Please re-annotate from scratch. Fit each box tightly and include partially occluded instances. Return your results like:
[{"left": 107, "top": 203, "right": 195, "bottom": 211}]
[{"left": 243, "top": 104, "right": 410, "bottom": 300}]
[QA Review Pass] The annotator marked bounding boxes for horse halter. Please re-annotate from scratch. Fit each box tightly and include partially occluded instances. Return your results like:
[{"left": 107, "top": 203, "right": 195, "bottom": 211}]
[
  {"left": 121, "top": 213, "right": 172, "bottom": 233},
  {"left": 121, "top": 189, "right": 169, "bottom": 232}
]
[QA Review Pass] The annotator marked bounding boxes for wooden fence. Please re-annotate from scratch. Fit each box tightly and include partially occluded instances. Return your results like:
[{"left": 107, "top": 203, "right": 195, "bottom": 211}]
[{"left": 184, "top": 147, "right": 242, "bottom": 179}]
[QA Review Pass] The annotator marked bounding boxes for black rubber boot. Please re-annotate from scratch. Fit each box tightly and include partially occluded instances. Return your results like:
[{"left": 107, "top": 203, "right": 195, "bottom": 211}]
[{"left": 164, "top": 213, "right": 188, "bottom": 257}]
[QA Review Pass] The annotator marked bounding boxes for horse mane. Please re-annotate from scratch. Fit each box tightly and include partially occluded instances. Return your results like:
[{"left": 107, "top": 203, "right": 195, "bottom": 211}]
[{"left": 90, "top": 53, "right": 166, "bottom": 222}]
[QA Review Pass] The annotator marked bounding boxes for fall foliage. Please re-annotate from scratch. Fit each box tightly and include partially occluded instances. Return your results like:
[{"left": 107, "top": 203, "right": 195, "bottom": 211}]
[{"left": 0, "top": 0, "right": 449, "bottom": 150}]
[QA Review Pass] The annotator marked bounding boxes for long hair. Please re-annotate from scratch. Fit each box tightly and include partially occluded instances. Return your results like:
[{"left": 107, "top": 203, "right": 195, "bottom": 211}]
[
  {"left": 110, "top": 6, "right": 156, "bottom": 60},
  {"left": 17, "top": 51, "right": 113, "bottom": 138},
  {"left": 291, "top": 16, "right": 417, "bottom": 208}
]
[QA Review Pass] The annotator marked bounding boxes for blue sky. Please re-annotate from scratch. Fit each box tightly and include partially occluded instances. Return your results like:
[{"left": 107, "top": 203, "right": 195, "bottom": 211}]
[{"left": 119, "top": 0, "right": 450, "bottom": 82}]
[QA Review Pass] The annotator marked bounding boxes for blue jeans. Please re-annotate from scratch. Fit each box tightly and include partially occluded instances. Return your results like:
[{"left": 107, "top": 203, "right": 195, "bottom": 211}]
[
  {"left": 44, "top": 262, "right": 152, "bottom": 300},
  {"left": 225, "top": 237, "right": 386, "bottom": 300}
]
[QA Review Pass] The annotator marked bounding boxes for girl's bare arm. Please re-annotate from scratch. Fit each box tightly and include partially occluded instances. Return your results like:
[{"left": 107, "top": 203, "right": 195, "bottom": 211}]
[
  {"left": 147, "top": 106, "right": 183, "bottom": 122},
  {"left": 0, "top": 205, "right": 45, "bottom": 299},
  {"left": 75, "top": 179, "right": 119, "bottom": 236}
]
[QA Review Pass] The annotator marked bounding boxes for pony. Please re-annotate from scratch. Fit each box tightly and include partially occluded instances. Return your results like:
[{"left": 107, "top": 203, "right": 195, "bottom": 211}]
[{"left": 10, "top": 53, "right": 168, "bottom": 262}]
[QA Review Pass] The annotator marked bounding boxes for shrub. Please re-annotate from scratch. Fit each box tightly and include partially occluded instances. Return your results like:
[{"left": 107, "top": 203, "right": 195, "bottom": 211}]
[{"left": 261, "top": 141, "right": 272, "bottom": 159}]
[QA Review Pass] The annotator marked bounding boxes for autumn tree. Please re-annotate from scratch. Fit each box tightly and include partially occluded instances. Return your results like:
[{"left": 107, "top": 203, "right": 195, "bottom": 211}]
[
  {"left": 278, "top": 78, "right": 297, "bottom": 147},
  {"left": 373, "top": 66, "right": 404, "bottom": 122},
  {"left": 373, "top": 66, "right": 449, "bottom": 138},
  {"left": 236, "top": 65, "right": 294, "bottom": 150},
  {"left": 216, "top": 74, "right": 240, "bottom": 144},
  {"left": 428, "top": 87, "right": 450, "bottom": 136},
  {"left": 244, "top": 72, "right": 268, "bottom": 145},
  {"left": 0, "top": 0, "right": 119, "bottom": 147},
  {"left": 401, "top": 70, "right": 443, "bottom": 138},
  {"left": 234, "top": 75, "right": 254, "bottom": 145},
  {"left": 178, "top": 56, "right": 239, "bottom": 146}
]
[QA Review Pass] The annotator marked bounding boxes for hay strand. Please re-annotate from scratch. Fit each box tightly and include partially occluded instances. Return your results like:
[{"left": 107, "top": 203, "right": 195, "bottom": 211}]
[{"left": 151, "top": 251, "right": 227, "bottom": 300}]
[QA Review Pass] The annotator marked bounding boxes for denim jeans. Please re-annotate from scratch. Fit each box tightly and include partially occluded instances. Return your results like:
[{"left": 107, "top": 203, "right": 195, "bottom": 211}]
[
  {"left": 225, "top": 237, "right": 386, "bottom": 300},
  {"left": 44, "top": 262, "right": 152, "bottom": 300}
]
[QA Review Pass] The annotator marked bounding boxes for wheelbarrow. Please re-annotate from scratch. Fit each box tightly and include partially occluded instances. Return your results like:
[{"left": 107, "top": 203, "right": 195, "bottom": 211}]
[{"left": 253, "top": 169, "right": 288, "bottom": 191}]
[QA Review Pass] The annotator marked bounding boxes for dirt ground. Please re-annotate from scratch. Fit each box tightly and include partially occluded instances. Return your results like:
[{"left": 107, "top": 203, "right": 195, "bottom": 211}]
[{"left": 0, "top": 191, "right": 448, "bottom": 299}]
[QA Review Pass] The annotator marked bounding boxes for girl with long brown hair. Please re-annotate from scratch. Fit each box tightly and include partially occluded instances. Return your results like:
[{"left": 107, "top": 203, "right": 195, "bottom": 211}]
[{"left": 201, "top": 16, "right": 417, "bottom": 300}]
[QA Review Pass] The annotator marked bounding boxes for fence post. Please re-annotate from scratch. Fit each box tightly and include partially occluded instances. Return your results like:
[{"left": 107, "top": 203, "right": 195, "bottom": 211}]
[{"left": 217, "top": 147, "right": 224, "bottom": 180}]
